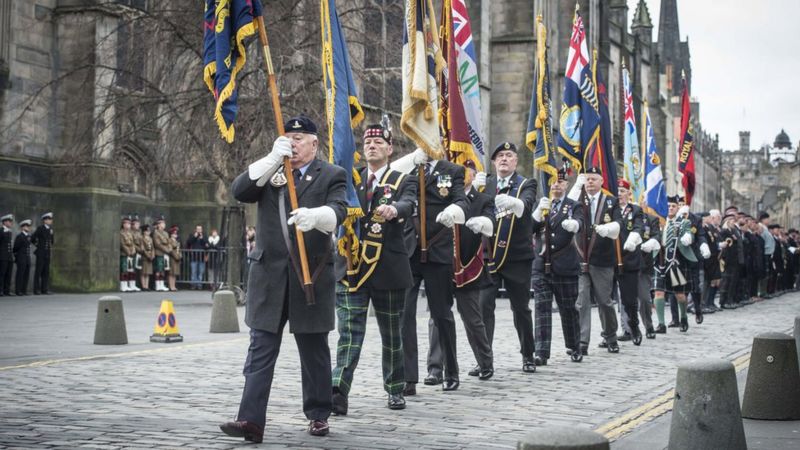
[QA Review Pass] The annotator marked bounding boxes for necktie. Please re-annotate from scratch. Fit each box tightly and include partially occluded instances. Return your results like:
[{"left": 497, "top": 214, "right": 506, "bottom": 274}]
[
  {"left": 293, "top": 169, "right": 302, "bottom": 183},
  {"left": 365, "top": 173, "right": 376, "bottom": 204},
  {"left": 497, "top": 178, "right": 505, "bottom": 193},
  {"left": 591, "top": 196, "right": 598, "bottom": 224},
  {"left": 552, "top": 199, "right": 560, "bottom": 212}
]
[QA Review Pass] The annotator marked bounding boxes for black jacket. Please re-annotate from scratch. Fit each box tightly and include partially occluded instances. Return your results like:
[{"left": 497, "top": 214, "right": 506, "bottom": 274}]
[
  {"left": 719, "top": 225, "right": 745, "bottom": 268},
  {"left": 31, "top": 224, "right": 54, "bottom": 257},
  {"left": 703, "top": 223, "right": 721, "bottom": 279},
  {"left": 642, "top": 213, "right": 662, "bottom": 271},
  {"left": 13, "top": 232, "right": 31, "bottom": 265},
  {"left": 579, "top": 192, "right": 623, "bottom": 268},
  {"left": 532, "top": 196, "right": 584, "bottom": 277},
  {"left": 685, "top": 212, "right": 708, "bottom": 268},
  {"left": 484, "top": 172, "right": 537, "bottom": 272},
  {"left": 455, "top": 187, "right": 494, "bottom": 290},
  {"left": 618, "top": 203, "right": 645, "bottom": 272},
  {"left": 0, "top": 228, "right": 11, "bottom": 262}
]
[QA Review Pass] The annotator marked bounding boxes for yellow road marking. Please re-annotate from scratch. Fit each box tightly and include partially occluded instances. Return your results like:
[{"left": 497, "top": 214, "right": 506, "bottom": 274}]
[{"left": 0, "top": 338, "right": 248, "bottom": 372}]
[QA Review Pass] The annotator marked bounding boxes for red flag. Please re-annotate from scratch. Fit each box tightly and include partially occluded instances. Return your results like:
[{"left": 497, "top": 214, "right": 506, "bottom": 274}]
[{"left": 678, "top": 76, "right": 695, "bottom": 205}]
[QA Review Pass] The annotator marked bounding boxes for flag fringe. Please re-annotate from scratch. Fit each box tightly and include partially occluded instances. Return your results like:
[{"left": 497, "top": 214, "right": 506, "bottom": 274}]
[{"left": 212, "top": 20, "right": 256, "bottom": 144}]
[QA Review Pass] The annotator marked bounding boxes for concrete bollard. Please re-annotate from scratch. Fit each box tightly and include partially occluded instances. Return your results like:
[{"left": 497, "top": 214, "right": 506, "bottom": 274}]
[
  {"left": 517, "top": 426, "right": 609, "bottom": 450},
  {"left": 668, "top": 359, "right": 746, "bottom": 450},
  {"left": 94, "top": 296, "right": 128, "bottom": 345},
  {"left": 210, "top": 290, "right": 240, "bottom": 333},
  {"left": 741, "top": 332, "right": 800, "bottom": 420}
]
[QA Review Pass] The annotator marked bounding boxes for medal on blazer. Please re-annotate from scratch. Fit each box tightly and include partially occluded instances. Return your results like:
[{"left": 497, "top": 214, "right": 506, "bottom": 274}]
[
  {"left": 370, "top": 223, "right": 382, "bottom": 234},
  {"left": 437, "top": 174, "right": 452, "bottom": 197},
  {"left": 626, "top": 213, "right": 633, "bottom": 230},
  {"left": 379, "top": 185, "right": 392, "bottom": 205},
  {"left": 270, "top": 167, "right": 288, "bottom": 187},
  {"left": 644, "top": 225, "right": 650, "bottom": 239}
]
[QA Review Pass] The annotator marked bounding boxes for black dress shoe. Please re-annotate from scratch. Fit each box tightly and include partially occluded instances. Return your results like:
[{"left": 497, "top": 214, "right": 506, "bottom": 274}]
[
  {"left": 655, "top": 324, "right": 667, "bottom": 334},
  {"left": 468, "top": 365, "right": 481, "bottom": 377},
  {"left": 402, "top": 383, "right": 416, "bottom": 396},
  {"left": 220, "top": 420, "right": 264, "bottom": 443},
  {"left": 607, "top": 341, "right": 620, "bottom": 353},
  {"left": 632, "top": 330, "right": 642, "bottom": 346},
  {"left": 387, "top": 393, "right": 406, "bottom": 410},
  {"left": 442, "top": 378, "right": 460, "bottom": 391},
  {"left": 308, "top": 420, "right": 329, "bottom": 436},
  {"left": 645, "top": 327, "right": 656, "bottom": 339},
  {"left": 570, "top": 348, "right": 583, "bottom": 362},
  {"left": 695, "top": 311, "right": 704, "bottom": 324},
  {"left": 580, "top": 344, "right": 589, "bottom": 356},
  {"left": 423, "top": 372, "right": 443, "bottom": 385},
  {"left": 522, "top": 357, "right": 536, "bottom": 373},
  {"left": 331, "top": 391, "right": 348, "bottom": 416},
  {"left": 617, "top": 332, "right": 632, "bottom": 341},
  {"left": 680, "top": 317, "right": 689, "bottom": 332},
  {"left": 598, "top": 340, "right": 608, "bottom": 348},
  {"left": 667, "top": 321, "right": 679, "bottom": 328},
  {"left": 533, "top": 356, "right": 548, "bottom": 366},
  {"left": 478, "top": 367, "right": 494, "bottom": 380}
]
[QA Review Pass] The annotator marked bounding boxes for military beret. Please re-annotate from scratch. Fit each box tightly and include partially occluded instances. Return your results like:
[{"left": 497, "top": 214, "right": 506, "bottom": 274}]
[
  {"left": 767, "top": 224, "right": 780, "bottom": 230},
  {"left": 667, "top": 195, "right": 681, "bottom": 204},
  {"left": 1, "top": 213, "right": 12, "bottom": 222},
  {"left": 618, "top": 179, "right": 631, "bottom": 190},
  {"left": 758, "top": 211, "right": 770, "bottom": 221},
  {"left": 678, "top": 196, "right": 686, "bottom": 203},
  {"left": 363, "top": 124, "right": 392, "bottom": 143},
  {"left": 41, "top": 212, "right": 53, "bottom": 220},
  {"left": 154, "top": 215, "right": 165, "bottom": 224},
  {"left": 131, "top": 214, "right": 140, "bottom": 223},
  {"left": 121, "top": 215, "right": 132, "bottom": 223},
  {"left": 585, "top": 166, "right": 602, "bottom": 176},
  {"left": 169, "top": 225, "right": 179, "bottom": 234},
  {"left": 140, "top": 224, "right": 150, "bottom": 232},
  {"left": 284, "top": 115, "right": 317, "bottom": 135},
  {"left": 19, "top": 219, "right": 32, "bottom": 227},
  {"left": 491, "top": 141, "right": 517, "bottom": 160}
]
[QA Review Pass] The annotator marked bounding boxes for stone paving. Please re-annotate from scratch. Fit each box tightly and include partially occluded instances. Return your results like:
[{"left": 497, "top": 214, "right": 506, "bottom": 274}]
[{"left": 0, "top": 290, "right": 798, "bottom": 449}]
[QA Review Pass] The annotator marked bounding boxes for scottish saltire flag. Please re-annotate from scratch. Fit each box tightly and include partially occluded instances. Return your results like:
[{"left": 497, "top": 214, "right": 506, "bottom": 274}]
[
  {"left": 451, "top": 0, "right": 485, "bottom": 162},
  {"left": 622, "top": 66, "right": 644, "bottom": 202},
  {"left": 581, "top": 50, "right": 617, "bottom": 196},
  {"left": 202, "top": 0, "right": 262, "bottom": 143},
  {"left": 678, "top": 75, "right": 696, "bottom": 205},
  {"left": 402, "top": 0, "right": 445, "bottom": 159},
  {"left": 557, "top": 7, "right": 590, "bottom": 172},
  {"left": 642, "top": 101, "right": 668, "bottom": 219},
  {"left": 526, "top": 16, "right": 557, "bottom": 196}
]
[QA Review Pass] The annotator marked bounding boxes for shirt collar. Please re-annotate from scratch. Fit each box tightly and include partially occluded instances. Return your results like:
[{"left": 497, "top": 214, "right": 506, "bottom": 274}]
[
  {"left": 296, "top": 160, "right": 313, "bottom": 177},
  {"left": 368, "top": 164, "right": 389, "bottom": 183}
]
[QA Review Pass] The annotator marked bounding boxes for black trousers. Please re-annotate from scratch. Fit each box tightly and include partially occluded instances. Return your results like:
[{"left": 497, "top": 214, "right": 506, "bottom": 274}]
[
  {"left": 0, "top": 259, "right": 12, "bottom": 295},
  {"left": 617, "top": 271, "right": 640, "bottom": 334},
  {"left": 15, "top": 260, "right": 30, "bottom": 294},
  {"left": 401, "top": 259, "right": 458, "bottom": 382},
  {"left": 34, "top": 255, "right": 50, "bottom": 294},
  {"left": 479, "top": 260, "right": 534, "bottom": 359},
  {"left": 427, "top": 287, "right": 494, "bottom": 374}
]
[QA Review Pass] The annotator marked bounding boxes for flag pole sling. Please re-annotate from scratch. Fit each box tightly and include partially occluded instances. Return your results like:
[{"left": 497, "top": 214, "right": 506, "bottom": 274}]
[{"left": 255, "top": 16, "right": 315, "bottom": 305}]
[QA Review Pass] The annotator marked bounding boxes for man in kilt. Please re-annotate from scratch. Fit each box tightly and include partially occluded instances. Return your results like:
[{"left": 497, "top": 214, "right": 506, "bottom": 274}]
[
  {"left": 652, "top": 196, "right": 695, "bottom": 332},
  {"left": 119, "top": 215, "right": 137, "bottom": 292},
  {"left": 152, "top": 216, "right": 171, "bottom": 292}
]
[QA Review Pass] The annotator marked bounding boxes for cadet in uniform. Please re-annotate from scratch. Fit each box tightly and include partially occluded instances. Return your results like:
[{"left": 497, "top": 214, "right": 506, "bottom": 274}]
[
  {"left": 330, "top": 124, "right": 416, "bottom": 414},
  {"left": 131, "top": 215, "right": 144, "bottom": 290},
  {"left": 168, "top": 225, "right": 182, "bottom": 291},
  {"left": 152, "top": 217, "right": 171, "bottom": 292},
  {"left": 31, "top": 212, "right": 54, "bottom": 295},
  {"left": 615, "top": 179, "right": 645, "bottom": 345},
  {"left": 140, "top": 224, "right": 154, "bottom": 291},
  {"left": 220, "top": 116, "right": 347, "bottom": 441},
  {"left": 13, "top": 219, "right": 33, "bottom": 296},
  {"left": 120, "top": 215, "right": 137, "bottom": 292},
  {"left": 0, "top": 214, "right": 13, "bottom": 296}
]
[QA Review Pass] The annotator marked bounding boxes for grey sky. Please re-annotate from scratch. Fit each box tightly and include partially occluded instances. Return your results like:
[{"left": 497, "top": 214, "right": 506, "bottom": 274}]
[{"left": 627, "top": 0, "right": 799, "bottom": 151}]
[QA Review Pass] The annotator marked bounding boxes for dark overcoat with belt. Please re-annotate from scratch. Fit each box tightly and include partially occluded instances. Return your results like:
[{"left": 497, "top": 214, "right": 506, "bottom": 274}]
[{"left": 232, "top": 158, "right": 347, "bottom": 334}]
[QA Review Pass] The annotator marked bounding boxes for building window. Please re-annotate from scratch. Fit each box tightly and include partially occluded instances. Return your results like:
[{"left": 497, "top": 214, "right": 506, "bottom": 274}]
[
  {"left": 0, "top": 0, "right": 10, "bottom": 64},
  {"left": 116, "top": 20, "right": 146, "bottom": 91}
]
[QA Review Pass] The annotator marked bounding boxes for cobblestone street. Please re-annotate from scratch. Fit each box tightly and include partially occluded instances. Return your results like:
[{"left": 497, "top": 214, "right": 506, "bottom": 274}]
[{"left": 1, "top": 291, "right": 798, "bottom": 449}]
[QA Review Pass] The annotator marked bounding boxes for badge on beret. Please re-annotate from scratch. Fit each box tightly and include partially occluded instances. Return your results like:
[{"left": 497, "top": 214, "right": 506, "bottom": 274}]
[
  {"left": 270, "top": 169, "right": 287, "bottom": 187},
  {"left": 504, "top": 142, "right": 511, "bottom": 150},
  {"left": 604, "top": 213, "right": 611, "bottom": 223},
  {"left": 292, "top": 120, "right": 301, "bottom": 129}
]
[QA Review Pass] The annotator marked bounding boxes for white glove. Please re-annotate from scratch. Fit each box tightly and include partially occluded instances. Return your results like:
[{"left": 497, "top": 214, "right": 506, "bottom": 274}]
[
  {"left": 465, "top": 216, "right": 494, "bottom": 237},
  {"left": 435, "top": 204, "right": 466, "bottom": 228},
  {"left": 561, "top": 219, "right": 579, "bottom": 233},
  {"left": 567, "top": 173, "right": 585, "bottom": 201},
  {"left": 532, "top": 197, "right": 551, "bottom": 222},
  {"left": 623, "top": 231, "right": 642, "bottom": 252},
  {"left": 640, "top": 238, "right": 661, "bottom": 253},
  {"left": 472, "top": 172, "right": 487, "bottom": 190},
  {"left": 250, "top": 136, "right": 293, "bottom": 186},
  {"left": 718, "top": 241, "right": 728, "bottom": 250},
  {"left": 391, "top": 148, "right": 430, "bottom": 174},
  {"left": 677, "top": 205, "right": 690, "bottom": 217},
  {"left": 789, "top": 246, "right": 797, "bottom": 254},
  {"left": 680, "top": 232, "right": 693, "bottom": 246},
  {"left": 595, "top": 221, "right": 620, "bottom": 239},
  {"left": 495, "top": 194, "right": 525, "bottom": 218},
  {"left": 700, "top": 242, "right": 711, "bottom": 259},
  {"left": 287, "top": 206, "right": 337, "bottom": 233}
]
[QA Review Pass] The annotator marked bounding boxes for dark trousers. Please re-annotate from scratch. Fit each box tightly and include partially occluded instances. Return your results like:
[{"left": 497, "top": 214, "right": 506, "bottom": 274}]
[
  {"left": 401, "top": 260, "right": 458, "bottom": 382},
  {"left": 15, "top": 260, "right": 30, "bottom": 294},
  {"left": 33, "top": 255, "right": 50, "bottom": 294},
  {"left": 0, "top": 259, "right": 12, "bottom": 295},
  {"left": 533, "top": 271, "right": 580, "bottom": 358},
  {"left": 331, "top": 283, "right": 405, "bottom": 396},
  {"left": 237, "top": 327, "right": 332, "bottom": 428},
  {"left": 719, "top": 263, "right": 739, "bottom": 306},
  {"left": 427, "top": 287, "right": 493, "bottom": 374},
  {"left": 617, "top": 271, "right": 640, "bottom": 334},
  {"left": 479, "top": 260, "right": 535, "bottom": 358}
]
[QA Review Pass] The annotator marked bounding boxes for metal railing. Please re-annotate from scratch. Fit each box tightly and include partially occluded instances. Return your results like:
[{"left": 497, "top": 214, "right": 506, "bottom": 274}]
[{"left": 172, "top": 247, "right": 247, "bottom": 293}]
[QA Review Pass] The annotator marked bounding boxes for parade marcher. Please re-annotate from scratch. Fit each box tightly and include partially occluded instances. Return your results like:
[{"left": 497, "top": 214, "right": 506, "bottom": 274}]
[
  {"left": 652, "top": 196, "right": 695, "bottom": 332},
  {"left": 119, "top": 215, "right": 137, "bottom": 292},
  {"left": 638, "top": 212, "right": 662, "bottom": 338},
  {"left": 478, "top": 142, "right": 537, "bottom": 372},
  {"left": 614, "top": 179, "right": 645, "bottom": 345},
  {"left": 220, "top": 116, "right": 347, "bottom": 441},
  {"left": 393, "top": 145, "right": 468, "bottom": 392},
  {"left": 676, "top": 196, "right": 710, "bottom": 324},
  {"left": 131, "top": 215, "right": 144, "bottom": 290},
  {"left": 186, "top": 225, "right": 209, "bottom": 290},
  {"left": 567, "top": 167, "right": 622, "bottom": 354},
  {"left": 330, "top": 124, "right": 416, "bottom": 414},
  {"left": 140, "top": 224, "right": 154, "bottom": 291},
  {"left": 701, "top": 210, "right": 722, "bottom": 312},
  {"left": 0, "top": 214, "right": 14, "bottom": 296},
  {"left": 531, "top": 166, "right": 584, "bottom": 364},
  {"left": 152, "top": 217, "right": 171, "bottom": 292},
  {"left": 13, "top": 219, "right": 33, "bottom": 296},
  {"left": 718, "top": 209, "right": 744, "bottom": 310},
  {"left": 168, "top": 226, "right": 182, "bottom": 292},
  {"left": 31, "top": 212, "right": 54, "bottom": 295}
]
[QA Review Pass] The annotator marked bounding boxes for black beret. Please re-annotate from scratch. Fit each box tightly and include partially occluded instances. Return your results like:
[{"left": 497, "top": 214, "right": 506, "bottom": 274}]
[
  {"left": 667, "top": 195, "right": 681, "bottom": 204},
  {"left": 768, "top": 224, "right": 780, "bottom": 230},
  {"left": 585, "top": 166, "right": 602, "bottom": 176},
  {"left": 284, "top": 115, "right": 318, "bottom": 135},
  {"left": 758, "top": 211, "right": 770, "bottom": 221},
  {"left": 491, "top": 141, "right": 517, "bottom": 160}
]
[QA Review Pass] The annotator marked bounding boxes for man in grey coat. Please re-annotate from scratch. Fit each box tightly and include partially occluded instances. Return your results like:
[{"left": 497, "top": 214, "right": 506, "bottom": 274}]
[{"left": 220, "top": 116, "right": 347, "bottom": 443}]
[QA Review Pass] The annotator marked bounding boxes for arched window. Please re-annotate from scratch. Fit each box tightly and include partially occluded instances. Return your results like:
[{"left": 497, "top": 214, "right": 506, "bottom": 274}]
[{"left": 116, "top": 142, "right": 152, "bottom": 196}]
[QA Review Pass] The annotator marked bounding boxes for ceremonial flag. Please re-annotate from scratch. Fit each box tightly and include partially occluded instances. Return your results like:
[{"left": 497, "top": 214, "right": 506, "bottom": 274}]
[
  {"left": 581, "top": 50, "right": 618, "bottom": 196},
  {"left": 202, "top": 0, "right": 263, "bottom": 143},
  {"left": 451, "top": 0, "right": 485, "bottom": 162},
  {"left": 622, "top": 65, "right": 644, "bottom": 202},
  {"left": 526, "top": 16, "right": 558, "bottom": 195},
  {"left": 440, "top": 0, "right": 483, "bottom": 171},
  {"left": 678, "top": 74, "right": 696, "bottom": 205},
  {"left": 557, "top": 6, "right": 590, "bottom": 172},
  {"left": 642, "top": 101, "right": 668, "bottom": 219},
  {"left": 402, "top": 0, "right": 445, "bottom": 159}
]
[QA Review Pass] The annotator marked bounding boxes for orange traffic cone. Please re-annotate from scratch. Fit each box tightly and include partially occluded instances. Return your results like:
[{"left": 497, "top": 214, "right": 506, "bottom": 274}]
[{"left": 149, "top": 300, "right": 184, "bottom": 343}]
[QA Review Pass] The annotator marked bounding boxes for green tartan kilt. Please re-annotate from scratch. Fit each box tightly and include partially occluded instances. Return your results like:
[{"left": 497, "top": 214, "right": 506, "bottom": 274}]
[
  {"left": 120, "top": 256, "right": 131, "bottom": 273},
  {"left": 154, "top": 255, "right": 165, "bottom": 273}
]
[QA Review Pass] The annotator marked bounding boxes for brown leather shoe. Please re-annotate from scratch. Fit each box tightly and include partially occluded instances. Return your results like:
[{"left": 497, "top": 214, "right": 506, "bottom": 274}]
[
  {"left": 308, "top": 419, "right": 329, "bottom": 436},
  {"left": 219, "top": 420, "right": 264, "bottom": 443}
]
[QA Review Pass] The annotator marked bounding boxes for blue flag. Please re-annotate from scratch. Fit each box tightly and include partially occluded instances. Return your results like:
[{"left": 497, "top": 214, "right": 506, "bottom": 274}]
[
  {"left": 527, "top": 16, "right": 557, "bottom": 196},
  {"left": 581, "top": 50, "right": 617, "bottom": 197},
  {"left": 642, "top": 101, "right": 668, "bottom": 219},
  {"left": 557, "top": 9, "right": 589, "bottom": 172},
  {"left": 202, "top": 0, "right": 262, "bottom": 144}
]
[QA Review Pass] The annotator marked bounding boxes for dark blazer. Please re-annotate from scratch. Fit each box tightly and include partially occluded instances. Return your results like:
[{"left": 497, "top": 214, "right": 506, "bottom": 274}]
[
  {"left": 232, "top": 158, "right": 347, "bottom": 334},
  {"left": 618, "top": 203, "right": 645, "bottom": 272},
  {"left": 334, "top": 167, "right": 417, "bottom": 291},
  {"left": 31, "top": 225, "right": 54, "bottom": 258},
  {"left": 13, "top": 232, "right": 31, "bottom": 265},
  {"left": 685, "top": 212, "right": 708, "bottom": 267},
  {"left": 532, "top": 196, "right": 584, "bottom": 277},
  {"left": 719, "top": 225, "right": 745, "bottom": 268},
  {"left": 0, "top": 228, "right": 11, "bottom": 262},
  {"left": 456, "top": 187, "right": 494, "bottom": 290},
  {"left": 401, "top": 159, "right": 469, "bottom": 265},
  {"left": 579, "top": 192, "right": 623, "bottom": 268},
  {"left": 484, "top": 172, "right": 537, "bottom": 268},
  {"left": 642, "top": 213, "right": 662, "bottom": 271}
]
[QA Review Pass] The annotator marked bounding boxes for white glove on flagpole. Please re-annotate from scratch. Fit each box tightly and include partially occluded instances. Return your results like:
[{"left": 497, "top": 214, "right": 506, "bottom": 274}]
[
  {"left": 250, "top": 136, "right": 293, "bottom": 187},
  {"left": 532, "top": 197, "right": 551, "bottom": 222},
  {"left": 567, "top": 173, "right": 586, "bottom": 201},
  {"left": 640, "top": 238, "right": 661, "bottom": 253},
  {"left": 561, "top": 219, "right": 579, "bottom": 233},
  {"left": 595, "top": 222, "right": 620, "bottom": 239},
  {"left": 288, "top": 206, "right": 337, "bottom": 233},
  {"left": 465, "top": 216, "right": 494, "bottom": 237},
  {"left": 623, "top": 231, "right": 642, "bottom": 252},
  {"left": 677, "top": 205, "right": 690, "bottom": 217},
  {"left": 435, "top": 204, "right": 466, "bottom": 228},
  {"left": 496, "top": 194, "right": 525, "bottom": 218},
  {"left": 680, "top": 232, "right": 693, "bottom": 246},
  {"left": 472, "top": 172, "right": 487, "bottom": 190},
  {"left": 391, "top": 148, "right": 429, "bottom": 174},
  {"left": 700, "top": 242, "right": 711, "bottom": 259}
]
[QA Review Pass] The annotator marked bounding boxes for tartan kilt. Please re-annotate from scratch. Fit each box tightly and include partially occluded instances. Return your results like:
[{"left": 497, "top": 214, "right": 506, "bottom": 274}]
[
  {"left": 119, "top": 256, "right": 133, "bottom": 273},
  {"left": 653, "top": 263, "right": 694, "bottom": 294},
  {"left": 154, "top": 255, "right": 165, "bottom": 273}
]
